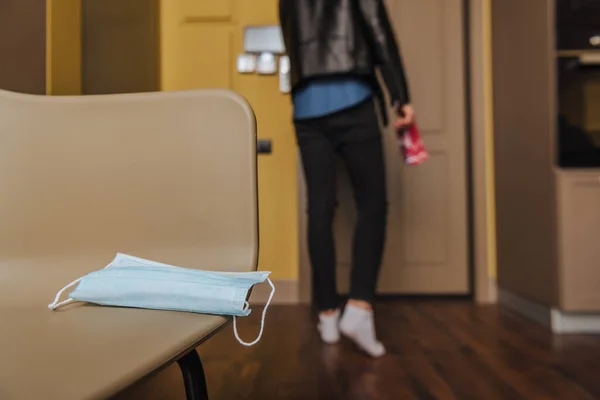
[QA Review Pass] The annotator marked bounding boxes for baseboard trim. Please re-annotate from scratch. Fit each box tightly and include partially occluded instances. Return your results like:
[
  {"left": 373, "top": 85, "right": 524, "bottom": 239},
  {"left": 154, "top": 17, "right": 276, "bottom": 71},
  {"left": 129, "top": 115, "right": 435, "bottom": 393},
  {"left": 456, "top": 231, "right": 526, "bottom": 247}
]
[
  {"left": 476, "top": 276, "right": 498, "bottom": 304},
  {"left": 249, "top": 279, "right": 299, "bottom": 305},
  {"left": 488, "top": 278, "right": 498, "bottom": 303},
  {"left": 499, "top": 288, "right": 553, "bottom": 327},
  {"left": 550, "top": 309, "right": 600, "bottom": 334},
  {"left": 499, "top": 288, "right": 600, "bottom": 334}
]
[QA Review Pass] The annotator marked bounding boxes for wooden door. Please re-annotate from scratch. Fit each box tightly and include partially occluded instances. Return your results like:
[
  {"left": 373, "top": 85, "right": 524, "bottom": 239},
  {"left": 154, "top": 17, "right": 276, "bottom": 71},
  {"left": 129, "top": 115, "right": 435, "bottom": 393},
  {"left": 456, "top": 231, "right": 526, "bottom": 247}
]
[
  {"left": 380, "top": 0, "right": 470, "bottom": 293},
  {"left": 300, "top": 0, "right": 470, "bottom": 297}
]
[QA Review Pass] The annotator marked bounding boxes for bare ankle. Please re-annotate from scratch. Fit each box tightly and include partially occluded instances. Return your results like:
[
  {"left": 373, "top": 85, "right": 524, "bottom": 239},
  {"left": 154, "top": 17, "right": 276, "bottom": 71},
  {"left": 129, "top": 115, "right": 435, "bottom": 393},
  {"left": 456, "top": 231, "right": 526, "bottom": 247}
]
[
  {"left": 347, "top": 299, "right": 373, "bottom": 311},
  {"left": 320, "top": 309, "right": 338, "bottom": 316}
]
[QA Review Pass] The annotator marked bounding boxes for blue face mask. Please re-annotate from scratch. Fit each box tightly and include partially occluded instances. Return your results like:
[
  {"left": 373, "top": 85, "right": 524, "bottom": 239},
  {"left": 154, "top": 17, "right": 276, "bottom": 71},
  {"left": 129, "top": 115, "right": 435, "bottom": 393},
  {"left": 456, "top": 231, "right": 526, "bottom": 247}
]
[{"left": 48, "top": 254, "right": 275, "bottom": 347}]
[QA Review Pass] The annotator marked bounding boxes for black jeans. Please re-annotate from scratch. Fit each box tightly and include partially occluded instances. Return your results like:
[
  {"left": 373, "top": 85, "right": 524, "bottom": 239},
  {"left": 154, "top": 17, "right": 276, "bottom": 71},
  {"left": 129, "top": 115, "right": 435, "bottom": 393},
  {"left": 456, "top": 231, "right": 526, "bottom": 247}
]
[{"left": 295, "top": 99, "right": 388, "bottom": 311}]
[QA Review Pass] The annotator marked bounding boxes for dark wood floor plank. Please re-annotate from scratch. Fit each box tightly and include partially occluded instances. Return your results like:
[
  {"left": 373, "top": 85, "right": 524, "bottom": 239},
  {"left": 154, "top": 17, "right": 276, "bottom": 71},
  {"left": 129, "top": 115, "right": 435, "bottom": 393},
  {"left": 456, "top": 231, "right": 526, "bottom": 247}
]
[
  {"left": 404, "top": 303, "right": 527, "bottom": 400},
  {"left": 117, "top": 302, "right": 600, "bottom": 399},
  {"left": 471, "top": 305, "right": 565, "bottom": 362},
  {"left": 469, "top": 305, "right": 600, "bottom": 400},
  {"left": 421, "top": 303, "right": 597, "bottom": 400},
  {"left": 388, "top": 303, "right": 463, "bottom": 400}
]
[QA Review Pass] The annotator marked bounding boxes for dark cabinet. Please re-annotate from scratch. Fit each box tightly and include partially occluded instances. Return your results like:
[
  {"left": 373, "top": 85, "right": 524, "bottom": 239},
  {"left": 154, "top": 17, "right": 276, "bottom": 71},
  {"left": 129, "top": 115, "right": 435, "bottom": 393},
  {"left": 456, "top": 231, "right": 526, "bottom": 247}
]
[
  {"left": 557, "top": 0, "right": 600, "bottom": 49},
  {"left": 558, "top": 0, "right": 600, "bottom": 26}
]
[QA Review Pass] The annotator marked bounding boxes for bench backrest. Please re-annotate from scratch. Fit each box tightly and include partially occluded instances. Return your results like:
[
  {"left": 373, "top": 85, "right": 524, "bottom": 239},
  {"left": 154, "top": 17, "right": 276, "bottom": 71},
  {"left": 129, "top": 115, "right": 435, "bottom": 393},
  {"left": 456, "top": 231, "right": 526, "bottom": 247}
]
[{"left": 0, "top": 89, "right": 258, "bottom": 272}]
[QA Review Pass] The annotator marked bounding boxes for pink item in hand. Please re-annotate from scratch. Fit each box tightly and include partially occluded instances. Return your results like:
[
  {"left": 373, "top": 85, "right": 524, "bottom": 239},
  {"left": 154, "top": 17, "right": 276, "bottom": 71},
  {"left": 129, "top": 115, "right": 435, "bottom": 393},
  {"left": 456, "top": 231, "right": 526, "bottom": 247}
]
[{"left": 398, "top": 122, "right": 428, "bottom": 165}]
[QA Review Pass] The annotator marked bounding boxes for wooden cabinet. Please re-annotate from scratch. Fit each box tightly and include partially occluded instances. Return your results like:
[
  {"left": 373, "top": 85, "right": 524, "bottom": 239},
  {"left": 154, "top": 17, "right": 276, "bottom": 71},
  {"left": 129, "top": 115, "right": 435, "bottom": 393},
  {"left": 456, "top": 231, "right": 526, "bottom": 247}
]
[
  {"left": 493, "top": 0, "right": 600, "bottom": 316},
  {"left": 558, "top": 171, "right": 600, "bottom": 311}
]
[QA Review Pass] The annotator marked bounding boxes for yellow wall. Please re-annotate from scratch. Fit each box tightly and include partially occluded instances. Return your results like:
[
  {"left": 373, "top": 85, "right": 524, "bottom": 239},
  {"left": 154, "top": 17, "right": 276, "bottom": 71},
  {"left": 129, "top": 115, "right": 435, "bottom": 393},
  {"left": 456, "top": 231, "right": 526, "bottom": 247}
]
[
  {"left": 45, "top": 0, "right": 494, "bottom": 282},
  {"left": 46, "top": 0, "right": 82, "bottom": 95},
  {"left": 160, "top": 0, "right": 299, "bottom": 280}
]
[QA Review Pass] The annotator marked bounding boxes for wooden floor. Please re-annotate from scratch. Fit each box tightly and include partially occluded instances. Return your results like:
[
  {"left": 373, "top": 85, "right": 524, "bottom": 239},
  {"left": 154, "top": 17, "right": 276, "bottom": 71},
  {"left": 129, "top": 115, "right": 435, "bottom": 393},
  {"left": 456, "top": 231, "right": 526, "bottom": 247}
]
[{"left": 117, "top": 301, "right": 600, "bottom": 400}]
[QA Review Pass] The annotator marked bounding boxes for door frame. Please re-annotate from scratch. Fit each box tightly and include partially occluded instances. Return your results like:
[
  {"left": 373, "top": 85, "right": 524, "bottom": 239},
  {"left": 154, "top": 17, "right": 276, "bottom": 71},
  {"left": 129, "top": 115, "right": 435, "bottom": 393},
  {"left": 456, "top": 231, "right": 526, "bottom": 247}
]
[
  {"left": 46, "top": 0, "right": 82, "bottom": 95},
  {"left": 297, "top": 0, "right": 497, "bottom": 304}
]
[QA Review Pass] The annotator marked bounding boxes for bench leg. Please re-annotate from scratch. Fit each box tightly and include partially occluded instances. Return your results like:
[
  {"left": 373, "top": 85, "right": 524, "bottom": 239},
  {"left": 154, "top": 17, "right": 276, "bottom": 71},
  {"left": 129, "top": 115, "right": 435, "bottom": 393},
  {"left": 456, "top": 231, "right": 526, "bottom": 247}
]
[{"left": 177, "top": 350, "right": 209, "bottom": 400}]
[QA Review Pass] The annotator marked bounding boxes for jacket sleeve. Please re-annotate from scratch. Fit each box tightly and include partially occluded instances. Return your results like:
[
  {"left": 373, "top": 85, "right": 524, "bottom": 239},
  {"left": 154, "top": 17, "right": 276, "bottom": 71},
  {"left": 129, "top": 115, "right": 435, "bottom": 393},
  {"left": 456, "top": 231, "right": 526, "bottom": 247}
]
[{"left": 356, "top": 0, "right": 410, "bottom": 107}]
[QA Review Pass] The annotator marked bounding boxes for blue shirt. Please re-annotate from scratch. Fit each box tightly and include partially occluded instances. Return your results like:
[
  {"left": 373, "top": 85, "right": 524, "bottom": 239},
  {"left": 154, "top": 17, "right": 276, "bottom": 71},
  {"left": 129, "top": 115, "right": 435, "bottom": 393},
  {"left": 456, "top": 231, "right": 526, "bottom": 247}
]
[{"left": 293, "top": 77, "right": 373, "bottom": 120}]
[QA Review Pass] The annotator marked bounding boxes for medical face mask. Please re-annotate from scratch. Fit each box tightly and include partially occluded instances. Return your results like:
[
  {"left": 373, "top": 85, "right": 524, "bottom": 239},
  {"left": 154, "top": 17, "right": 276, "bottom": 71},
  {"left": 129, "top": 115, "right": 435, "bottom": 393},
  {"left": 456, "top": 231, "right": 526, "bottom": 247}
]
[{"left": 48, "top": 254, "right": 275, "bottom": 347}]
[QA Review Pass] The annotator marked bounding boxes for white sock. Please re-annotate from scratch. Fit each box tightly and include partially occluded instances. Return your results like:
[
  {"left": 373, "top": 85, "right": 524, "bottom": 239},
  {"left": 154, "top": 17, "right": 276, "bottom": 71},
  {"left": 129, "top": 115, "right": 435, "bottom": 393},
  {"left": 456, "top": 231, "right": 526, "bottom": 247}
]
[
  {"left": 340, "top": 305, "right": 386, "bottom": 358},
  {"left": 318, "top": 310, "right": 340, "bottom": 344}
]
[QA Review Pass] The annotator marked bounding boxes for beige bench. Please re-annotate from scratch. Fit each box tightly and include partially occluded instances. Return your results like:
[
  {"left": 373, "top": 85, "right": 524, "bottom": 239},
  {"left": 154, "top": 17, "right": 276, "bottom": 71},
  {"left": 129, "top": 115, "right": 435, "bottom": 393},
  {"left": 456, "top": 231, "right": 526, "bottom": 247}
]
[{"left": 0, "top": 88, "right": 258, "bottom": 400}]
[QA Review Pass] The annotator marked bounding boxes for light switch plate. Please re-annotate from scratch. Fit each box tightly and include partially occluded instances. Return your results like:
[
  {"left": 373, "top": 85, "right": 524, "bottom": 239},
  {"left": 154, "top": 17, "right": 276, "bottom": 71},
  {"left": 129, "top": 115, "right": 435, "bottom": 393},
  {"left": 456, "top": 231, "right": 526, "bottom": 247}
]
[
  {"left": 237, "top": 53, "right": 256, "bottom": 73},
  {"left": 256, "top": 52, "right": 277, "bottom": 75},
  {"left": 244, "top": 25, "right": 286, "bottom": 54},
  {"left": 279, "top": 56, "right": 291, "bottom": 93}
]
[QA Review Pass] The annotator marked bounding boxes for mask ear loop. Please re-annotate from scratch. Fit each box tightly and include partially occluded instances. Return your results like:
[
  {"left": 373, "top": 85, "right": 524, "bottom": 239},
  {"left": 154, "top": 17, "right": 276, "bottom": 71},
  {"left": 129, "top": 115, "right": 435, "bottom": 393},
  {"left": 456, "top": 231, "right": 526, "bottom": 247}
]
[
  {"left": 233, "top": 278, "right": 275, "bottom": 347},
  {"left": 47, "top": 277, "right": 83, "bottom": 310},
  {"left": 48, "top": 263, "right": 115, "bottom": 310}
]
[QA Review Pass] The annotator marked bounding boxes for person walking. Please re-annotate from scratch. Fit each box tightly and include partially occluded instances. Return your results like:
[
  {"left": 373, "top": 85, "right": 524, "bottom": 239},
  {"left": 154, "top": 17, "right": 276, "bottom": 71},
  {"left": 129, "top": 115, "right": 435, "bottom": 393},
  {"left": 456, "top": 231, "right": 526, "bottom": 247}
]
[{"left": 279, "top": 0, "right": 415, "bottom": 357}]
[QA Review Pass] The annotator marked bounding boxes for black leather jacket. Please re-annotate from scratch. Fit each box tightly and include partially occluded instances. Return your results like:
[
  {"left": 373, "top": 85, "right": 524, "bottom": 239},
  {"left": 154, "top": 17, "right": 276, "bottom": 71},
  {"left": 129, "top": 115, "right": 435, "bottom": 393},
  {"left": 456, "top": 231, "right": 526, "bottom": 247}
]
[{"left": 279, "top": 0, "right": 410, "bottom": 113}]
